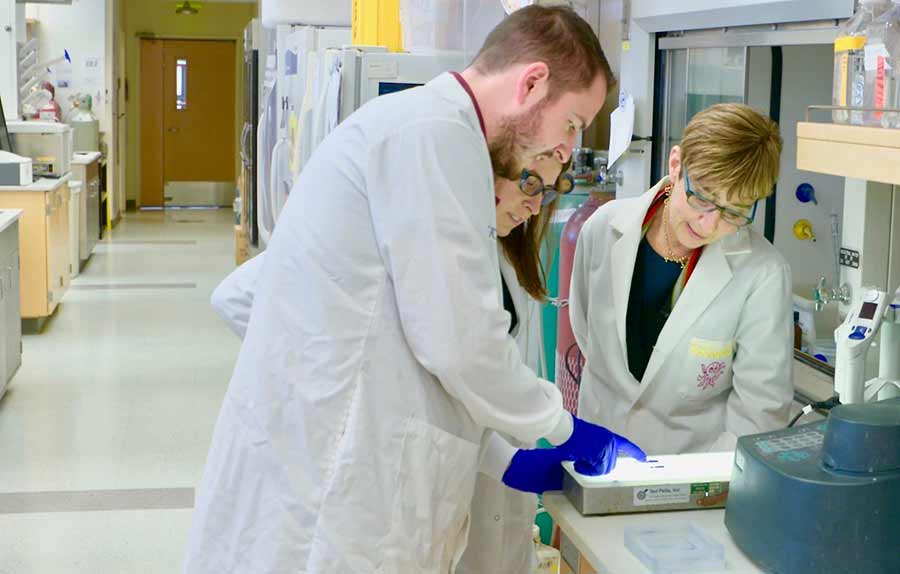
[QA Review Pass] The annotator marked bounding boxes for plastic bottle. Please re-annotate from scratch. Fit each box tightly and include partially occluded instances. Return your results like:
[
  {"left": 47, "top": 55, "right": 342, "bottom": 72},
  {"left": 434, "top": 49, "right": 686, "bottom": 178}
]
[
  {"left": 863, "top": 1, "right": 900, "bottom": 127},
  {"left": 533, "top": 524, "right": 561, "bottom": 574},
  {"left": 833, "top": 0, "right": 892, "bottom": 124}
]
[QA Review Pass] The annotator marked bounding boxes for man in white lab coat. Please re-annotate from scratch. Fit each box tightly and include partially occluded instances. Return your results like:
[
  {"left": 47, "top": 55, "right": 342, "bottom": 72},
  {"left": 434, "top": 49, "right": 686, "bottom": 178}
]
[
  {"left": 570, "top": 103, "right": 795, "bottom": 460},
  {"left": 184, "top": 6, "right": 645, "bottom": 574},
  {"left": 208, "top": 155, "right": 569, "bottom": 574}
]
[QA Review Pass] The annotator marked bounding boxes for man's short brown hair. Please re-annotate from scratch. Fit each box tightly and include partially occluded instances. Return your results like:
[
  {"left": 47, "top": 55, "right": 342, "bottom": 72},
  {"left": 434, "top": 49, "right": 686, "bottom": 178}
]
[{"left": 471, "top": 5, "right": 615, "bottom": 98}]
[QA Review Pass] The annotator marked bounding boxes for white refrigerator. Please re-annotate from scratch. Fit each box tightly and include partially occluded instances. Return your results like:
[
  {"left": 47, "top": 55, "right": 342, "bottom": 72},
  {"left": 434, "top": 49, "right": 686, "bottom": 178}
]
[
  {"left": 257, "top": 25, "right": 350, "bottom": 246},
  {"left": 257, "top": 39, "right": 465, "bottom": 246}
]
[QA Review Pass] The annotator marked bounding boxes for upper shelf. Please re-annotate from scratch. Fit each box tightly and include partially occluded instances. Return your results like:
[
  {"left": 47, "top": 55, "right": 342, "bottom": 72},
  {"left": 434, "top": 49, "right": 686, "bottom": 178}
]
[{"left": 797, "top": 120, "right": 900, "bottom": 186}]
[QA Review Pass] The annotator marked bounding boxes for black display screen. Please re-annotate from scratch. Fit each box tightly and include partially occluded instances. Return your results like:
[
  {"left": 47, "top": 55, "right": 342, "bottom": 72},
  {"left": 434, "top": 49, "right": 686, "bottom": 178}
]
[
  {"left": 378, "top": 82, "right": 422, "bottom": 96},
  {"left": 859, "top": 301, "right": 878, "bottom": 320}
]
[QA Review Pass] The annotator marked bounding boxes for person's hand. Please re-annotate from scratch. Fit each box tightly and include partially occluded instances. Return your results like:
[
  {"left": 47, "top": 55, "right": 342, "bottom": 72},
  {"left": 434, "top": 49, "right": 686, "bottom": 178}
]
[
  {"left": 501, "top": 447, "right": 570, "bottom": 494},
  {"left": 559, "top": 416, "right": 647, "bottom": 476}
]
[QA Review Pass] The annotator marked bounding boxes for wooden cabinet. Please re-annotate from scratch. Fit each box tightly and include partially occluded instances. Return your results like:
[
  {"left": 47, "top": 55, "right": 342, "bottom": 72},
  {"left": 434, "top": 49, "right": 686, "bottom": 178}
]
[
  {"left": 0, "top": 179, "right": 71, "bottom": 320},
  {"left": 797, "top": 122, "right": 900, "bottom": 186},
  {"left": 0, "top": 210, "right": 23, "bottom": 395}
]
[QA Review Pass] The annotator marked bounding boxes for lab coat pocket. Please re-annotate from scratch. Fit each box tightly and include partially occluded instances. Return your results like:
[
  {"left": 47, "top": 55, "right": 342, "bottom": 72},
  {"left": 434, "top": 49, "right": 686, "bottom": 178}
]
[
  {"left": 680, "top": 338, "right": 735, "bottom": 401},
  {"left": 383, "top": 417, "right": 480, "bottom": 574}
]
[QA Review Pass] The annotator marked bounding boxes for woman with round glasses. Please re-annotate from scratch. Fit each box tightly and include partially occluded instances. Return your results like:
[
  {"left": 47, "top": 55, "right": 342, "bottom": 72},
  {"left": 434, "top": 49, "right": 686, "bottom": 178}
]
[
  {"left": 458, "top": 154, "right": 573, "bottom": 574},
  {"left": 568, "top": 103, "right": 794, "bottom": 462}
]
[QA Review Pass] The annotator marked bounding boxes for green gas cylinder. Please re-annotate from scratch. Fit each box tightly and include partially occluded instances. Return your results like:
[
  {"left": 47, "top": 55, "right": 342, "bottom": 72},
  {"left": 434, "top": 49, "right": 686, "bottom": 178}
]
[{"left": 540, "top": 190, "right": 590, "bottom": 383}]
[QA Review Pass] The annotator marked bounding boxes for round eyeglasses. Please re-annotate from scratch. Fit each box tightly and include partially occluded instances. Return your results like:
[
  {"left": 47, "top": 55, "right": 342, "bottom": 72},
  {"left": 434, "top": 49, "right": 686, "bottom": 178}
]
[{"left": 519, "top": 169, "right": 576, "bottom": 206}]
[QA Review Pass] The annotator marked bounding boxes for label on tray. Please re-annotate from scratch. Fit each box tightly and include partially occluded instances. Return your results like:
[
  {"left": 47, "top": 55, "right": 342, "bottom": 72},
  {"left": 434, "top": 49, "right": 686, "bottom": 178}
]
[{"left": 632, "top": 485, "right": 691, "bottom": 506}]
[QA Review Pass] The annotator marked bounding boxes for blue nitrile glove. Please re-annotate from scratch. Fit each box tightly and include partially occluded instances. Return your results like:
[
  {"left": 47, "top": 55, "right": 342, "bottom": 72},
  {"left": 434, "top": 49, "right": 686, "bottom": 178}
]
[
  {"left": 501, "top": 447, "right": 571, "bottom": 494},
  {"left": 559, "top": 416, "right": 647, "bottom": 476}
]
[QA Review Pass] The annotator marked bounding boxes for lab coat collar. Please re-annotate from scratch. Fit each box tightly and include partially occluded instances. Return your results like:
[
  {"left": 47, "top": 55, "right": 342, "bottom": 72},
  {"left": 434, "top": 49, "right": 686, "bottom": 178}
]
[
  {"left": 450, "top": 72, "right": 486, "bottom": 137},
  {"left": 629, "top": 187, "right": 748, "bottom": 405},
  {"left": 608, "top": 179, "right": 751, "bottom": 404},
  {"left": 609, "top": 179, "right": 670, "bottom": 375},
  {"left": 429, "top": 73, "right": 485, "bottom": 140},
  {"left": 633, "top": 239, "right": 733, "bottom": 402}
]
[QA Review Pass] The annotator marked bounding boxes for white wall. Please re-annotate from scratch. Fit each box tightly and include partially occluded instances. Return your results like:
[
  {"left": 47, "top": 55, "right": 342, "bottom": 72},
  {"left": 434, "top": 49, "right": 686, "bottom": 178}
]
[
  {"left": 608, "top": 1, "right": 654, "bottom": 197},
  {"left": 25, "top": 0, "right": 110, "bottom": 132},
  {"left": 774, "top": 44, "right": 846, "bottom": 296},
  {"left": 1, "top": 0, "right": 19, "bottom": 119}
]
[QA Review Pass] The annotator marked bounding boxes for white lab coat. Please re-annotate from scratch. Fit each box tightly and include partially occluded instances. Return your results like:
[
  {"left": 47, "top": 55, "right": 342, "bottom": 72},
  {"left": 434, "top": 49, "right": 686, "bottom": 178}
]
[
  {"left": 210, "top": 252, "right": 544, "bottom": 574},
  {"left": 456, "top": 254, "right": 544, "bottom": 574},
  {"left": 184, "top": 73, "right": 571, "bottom": 574},
  {"left": 569, "top": 180, "right": 794, "bottom": 455}
]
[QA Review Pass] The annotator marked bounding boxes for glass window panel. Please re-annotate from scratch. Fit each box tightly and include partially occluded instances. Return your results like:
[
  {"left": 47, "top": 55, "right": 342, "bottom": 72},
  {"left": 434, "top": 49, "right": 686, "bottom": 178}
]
[
  {"left": 660, "top": 47, "right": 746, "bottom": 178},
  {"left": 686, "top": 47, "right": 745, "bottom": 119},
  {"left": 176, "top": 59, "right": 188, "bottom": 111}
]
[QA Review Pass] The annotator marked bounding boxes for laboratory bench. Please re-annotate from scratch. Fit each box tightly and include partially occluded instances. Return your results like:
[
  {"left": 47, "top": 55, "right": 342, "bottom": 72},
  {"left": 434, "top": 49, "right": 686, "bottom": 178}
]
[
  {"left": 0, "top": 175, "right": 72, "bottom": 330},
  {"left": 548, "top": 359, "right": 835, "bottom": 574},
  {"left": 544, "top": 492, "right": 763, "bottom": 574},
  {"left": 789, "top": 355, "right": 835, "bottom": 424}
]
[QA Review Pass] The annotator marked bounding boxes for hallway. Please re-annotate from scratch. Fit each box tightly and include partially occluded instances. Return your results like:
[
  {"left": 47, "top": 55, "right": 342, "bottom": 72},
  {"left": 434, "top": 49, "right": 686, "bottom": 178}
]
[{"left": 0, "top": 209, "right": 238, "bottom": 573}]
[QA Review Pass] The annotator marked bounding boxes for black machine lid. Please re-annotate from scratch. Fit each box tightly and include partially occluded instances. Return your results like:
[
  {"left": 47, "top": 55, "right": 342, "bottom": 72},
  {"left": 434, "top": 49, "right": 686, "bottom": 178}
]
[{"left": 822, "top": 398, "right": 900, "bottom": 474}]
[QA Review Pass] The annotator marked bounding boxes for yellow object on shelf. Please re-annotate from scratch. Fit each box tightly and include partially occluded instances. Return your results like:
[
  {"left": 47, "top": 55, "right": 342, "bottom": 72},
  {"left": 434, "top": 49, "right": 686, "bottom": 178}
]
[
  {"left": 352, "top": 0, "right": 403, "bottom": 52},
  {"left": 793, "top": 219, "right": 816, "bottom": 242}
]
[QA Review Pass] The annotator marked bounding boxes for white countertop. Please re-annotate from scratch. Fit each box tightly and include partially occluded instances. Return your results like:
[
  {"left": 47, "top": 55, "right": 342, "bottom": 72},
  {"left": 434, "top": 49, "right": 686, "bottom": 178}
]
[
  {"left": 0, "top": 172, "right": 72, "bottom": 193},
  {"left": 543, "top": 492, "right": 764, "bottom": 574},
  {"left": 72, "top": 151, "right": 102, "bottom": 165},
  {"left": 0, "top": 209, "right": 23, "bottom": 233}
]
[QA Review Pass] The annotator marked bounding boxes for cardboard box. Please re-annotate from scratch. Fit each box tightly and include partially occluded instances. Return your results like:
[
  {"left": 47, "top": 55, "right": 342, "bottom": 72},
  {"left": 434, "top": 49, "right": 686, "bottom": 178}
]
[
  {"left": 579, "top": 555, "right": 597, "bottom": 574},
  {"left": 235, "top": 225, "right": 250, "bottom": 266},
  {"left": 558, "top": 527, "right": 597, "bottom": 574}
]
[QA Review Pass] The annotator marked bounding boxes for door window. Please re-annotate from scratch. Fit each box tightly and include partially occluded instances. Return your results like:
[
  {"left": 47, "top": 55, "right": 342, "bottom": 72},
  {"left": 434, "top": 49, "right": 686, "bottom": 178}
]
[{"left": 176, "top": 59, "right": 188, "bottom": 110}]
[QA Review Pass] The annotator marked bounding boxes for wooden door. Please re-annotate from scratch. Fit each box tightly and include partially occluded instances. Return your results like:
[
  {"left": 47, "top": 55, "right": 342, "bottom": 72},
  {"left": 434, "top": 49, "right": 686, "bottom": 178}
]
[
  {"left": 140, "top": 39, "right": 165, "bottom": 207},
  {"left": 163, "top": 40, "right": 236, "bottom": 184},
  {"left": 140, "top": 39, "right": 236, "bottom": 207}
]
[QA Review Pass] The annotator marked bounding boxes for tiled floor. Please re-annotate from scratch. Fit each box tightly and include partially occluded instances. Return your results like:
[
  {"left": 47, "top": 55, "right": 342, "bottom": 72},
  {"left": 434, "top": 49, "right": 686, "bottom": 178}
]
[{"left": 0, "top": 209, "right": 240, "bottom": 573}]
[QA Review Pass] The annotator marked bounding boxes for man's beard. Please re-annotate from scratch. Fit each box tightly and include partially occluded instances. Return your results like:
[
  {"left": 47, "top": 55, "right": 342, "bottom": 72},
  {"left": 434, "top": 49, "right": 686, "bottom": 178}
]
[{"left": 488, "top": 98, "right": 549, "bottom": 181}]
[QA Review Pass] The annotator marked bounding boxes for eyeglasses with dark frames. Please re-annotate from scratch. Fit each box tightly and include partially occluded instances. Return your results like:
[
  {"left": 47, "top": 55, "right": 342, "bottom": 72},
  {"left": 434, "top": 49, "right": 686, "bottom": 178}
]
[
  {"left": 518, "top": 169, "right": 576, "bottom": 206},
  {"left": 683, "top": 168, "right": 757, "bottom": 227}
]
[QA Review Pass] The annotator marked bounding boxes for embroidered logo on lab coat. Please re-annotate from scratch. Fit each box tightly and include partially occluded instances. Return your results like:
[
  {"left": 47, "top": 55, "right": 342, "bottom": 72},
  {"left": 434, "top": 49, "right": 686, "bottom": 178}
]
[
  {"left": 488, "top": 226, "right": 497, "bottom": 240},
  {"left": 697, "top": 361, "right": 727, "bottom": 390}
]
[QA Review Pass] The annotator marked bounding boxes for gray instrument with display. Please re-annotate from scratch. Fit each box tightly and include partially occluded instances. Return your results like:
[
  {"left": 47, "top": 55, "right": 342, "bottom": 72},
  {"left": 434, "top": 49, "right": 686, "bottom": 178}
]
[{"left": 725, "top": 397, "right": 900, "bottom": 574}]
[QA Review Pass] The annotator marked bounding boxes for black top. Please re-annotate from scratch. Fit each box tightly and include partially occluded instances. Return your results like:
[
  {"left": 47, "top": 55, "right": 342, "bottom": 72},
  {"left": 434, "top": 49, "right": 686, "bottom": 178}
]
[
  {"left": 501, "top": 273, "right": 518, "bottom": 335},
  {"left": 626, "top": 237, "right": 682, "bottom": 382}
]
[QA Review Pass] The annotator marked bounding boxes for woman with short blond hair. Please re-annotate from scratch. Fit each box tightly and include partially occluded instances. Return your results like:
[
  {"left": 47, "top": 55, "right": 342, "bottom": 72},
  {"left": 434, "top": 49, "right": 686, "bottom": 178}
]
[{"left": 570, "top": 103, "right": 793, "bottom": 459}]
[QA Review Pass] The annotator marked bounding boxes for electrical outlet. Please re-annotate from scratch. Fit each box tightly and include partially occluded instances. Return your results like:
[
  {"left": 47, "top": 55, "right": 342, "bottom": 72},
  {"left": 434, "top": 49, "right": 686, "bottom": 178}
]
[{"left": 840, "top": 248, "right": 860, "bottom": 269}]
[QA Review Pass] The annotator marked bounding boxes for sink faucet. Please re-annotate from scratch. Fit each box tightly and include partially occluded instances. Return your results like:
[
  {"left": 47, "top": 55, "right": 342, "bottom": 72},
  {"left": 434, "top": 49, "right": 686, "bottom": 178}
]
[{"left": 814, "top": 276, "right": 851, "bottom": 312}]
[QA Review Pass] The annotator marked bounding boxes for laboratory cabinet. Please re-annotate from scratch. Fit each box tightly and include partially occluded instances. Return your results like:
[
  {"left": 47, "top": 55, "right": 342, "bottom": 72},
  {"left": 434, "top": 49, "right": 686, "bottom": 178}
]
[
  {"left": 0, "top": 209, "right": 22, "bottom": 396},
  {"left": 71, "top": 152, "right": 102, "bottom": 264},
  {"left": 796, "top": 121, "right": 900, "bottom": 186},
  {"left": 0, "top": 177, "right": 71, "bottom": 322}
]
